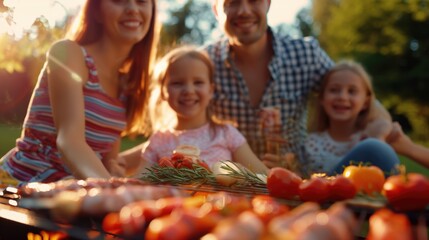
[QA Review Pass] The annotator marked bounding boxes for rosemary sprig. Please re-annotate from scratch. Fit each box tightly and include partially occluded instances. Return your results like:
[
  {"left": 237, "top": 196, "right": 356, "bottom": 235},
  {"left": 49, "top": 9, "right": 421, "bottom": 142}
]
[
  {"left": 218, "top": 161, "right": 267, "bottom": 187},
  {"left": 140, "top": 161, "right": 267, "bottom": 188},
  {"left": 140, "top": 164, "right": 217, "bottom": 185}
]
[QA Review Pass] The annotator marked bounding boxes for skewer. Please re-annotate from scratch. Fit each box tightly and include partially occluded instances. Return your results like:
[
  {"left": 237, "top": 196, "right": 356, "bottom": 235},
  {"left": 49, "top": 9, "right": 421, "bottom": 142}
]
[{"left": 416, "top": 213, "right": 428, "bottom": 240}]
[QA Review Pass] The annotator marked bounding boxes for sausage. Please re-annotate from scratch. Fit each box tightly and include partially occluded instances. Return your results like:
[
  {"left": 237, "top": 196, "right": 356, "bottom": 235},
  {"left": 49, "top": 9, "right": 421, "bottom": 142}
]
[
  {"left": 201, "top": 211, "right": 264, "bottom": 240},
  {"left": 268, "top": 201, "right": 320, "bottom": 238}
]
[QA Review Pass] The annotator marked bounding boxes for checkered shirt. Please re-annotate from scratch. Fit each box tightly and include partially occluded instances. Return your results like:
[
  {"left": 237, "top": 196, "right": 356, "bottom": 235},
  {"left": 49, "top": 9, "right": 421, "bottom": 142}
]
[{"left": 204, "top": 29, "right": 334, "bottom": 167}]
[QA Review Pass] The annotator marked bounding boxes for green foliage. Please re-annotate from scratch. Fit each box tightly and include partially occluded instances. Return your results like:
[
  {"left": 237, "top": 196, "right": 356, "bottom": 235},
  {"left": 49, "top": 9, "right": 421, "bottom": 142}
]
[
  {"left": 382, "top": 95, "right": 429, "bottom": 144},
  {"left": 296, "top": 8, "right": 315, "bottom": 37},
  {"left": 158, "top": 0, "right": 216, "bottom": 55},
  {"left": 0, "top": 16, "right": 65, "bottom": 73},
  {"left": 315, "top": 0, "right": 413, "bottom": 58},
  {"left": 0, "top": 123, "right": 21, "bottom": 156}
]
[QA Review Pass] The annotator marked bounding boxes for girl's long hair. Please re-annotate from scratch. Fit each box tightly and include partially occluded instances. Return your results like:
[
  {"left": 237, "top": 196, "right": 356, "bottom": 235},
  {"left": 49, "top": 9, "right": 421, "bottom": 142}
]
[
  {"left": 308, "top": 60, "right": 390, "bottom": 133},
  {"left": 149, "top": 45, "right": 221, "bottom": 136},
  {"left": 66, "top": 0, "right": 159, "bottom": 136}
]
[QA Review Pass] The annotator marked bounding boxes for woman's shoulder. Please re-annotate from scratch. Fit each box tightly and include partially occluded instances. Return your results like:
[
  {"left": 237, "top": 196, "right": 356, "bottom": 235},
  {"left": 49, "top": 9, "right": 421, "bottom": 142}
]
[
  {"left": 47, "top": 40, "right": 85, "bottom": 63},
  {"left": 46, "top": 40, "right": 87, "bottom": 77}
]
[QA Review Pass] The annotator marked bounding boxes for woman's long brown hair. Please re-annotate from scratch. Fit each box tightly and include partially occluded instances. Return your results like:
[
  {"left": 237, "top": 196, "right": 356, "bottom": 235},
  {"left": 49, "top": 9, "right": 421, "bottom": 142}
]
[{"left": 66, "top": 0, "right": 159, "bottom": 136}]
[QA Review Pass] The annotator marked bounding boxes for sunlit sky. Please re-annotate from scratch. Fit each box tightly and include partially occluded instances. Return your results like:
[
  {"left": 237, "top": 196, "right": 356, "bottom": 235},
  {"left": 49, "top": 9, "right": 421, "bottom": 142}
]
[{"left": 0, "top": 0, "right": 311, "bottom": 38}]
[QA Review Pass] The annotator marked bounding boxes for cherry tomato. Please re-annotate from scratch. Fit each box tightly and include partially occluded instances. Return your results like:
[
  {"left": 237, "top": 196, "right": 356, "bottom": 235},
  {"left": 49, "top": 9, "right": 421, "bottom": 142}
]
[
  {"left": 159, "top": 157, "right": 174, "bottom": 167},
  {"left": 342, "top": 165, "right": 385, "bottom": 195},
  {"left": 267, "top": 167, "right": 302, "bottom": 200},
  {"left": 383, "top": 172, "right": 429, "bottom": 211},
  {"left": 195, "top": 159, "right": 211, "bottom": 171},
  {"left": 328, "top": 175, "right": 357, "bottom": 201},
  {"left": 176, "top": 156, "right": 194, "bottom": 169},
  {"left": 367, "top": 208, "right": 413, "bottom": 240},
  {"left": 299, "top": 176, "right": 330, "bottom": 203},
  {"left": 171, "top": 152, "right": 185, "bottom": 161}
]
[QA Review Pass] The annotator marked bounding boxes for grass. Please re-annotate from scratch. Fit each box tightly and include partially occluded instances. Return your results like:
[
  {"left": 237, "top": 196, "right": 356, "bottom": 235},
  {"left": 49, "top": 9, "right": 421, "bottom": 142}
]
[{"left": 0, "top": 123, "right": 428, "bottom": 176}]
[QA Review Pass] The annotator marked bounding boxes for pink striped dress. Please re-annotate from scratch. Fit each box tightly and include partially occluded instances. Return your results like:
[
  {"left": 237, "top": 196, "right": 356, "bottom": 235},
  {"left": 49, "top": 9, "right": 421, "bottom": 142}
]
[{"left": 0, "top": 47, "right": 127, "bottom": 186}]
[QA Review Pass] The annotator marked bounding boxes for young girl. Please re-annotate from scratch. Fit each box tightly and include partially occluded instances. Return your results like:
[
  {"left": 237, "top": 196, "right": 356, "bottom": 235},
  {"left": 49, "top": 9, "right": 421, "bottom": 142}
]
[
  {"left": 304, "top": 60, "right": 400, "bottom": 176},
  {"left": 0, "top": 0, "right": 159, "bottom": 186},
  {"left": 140, "top": 45, "right": 268, "bottom": 174}
]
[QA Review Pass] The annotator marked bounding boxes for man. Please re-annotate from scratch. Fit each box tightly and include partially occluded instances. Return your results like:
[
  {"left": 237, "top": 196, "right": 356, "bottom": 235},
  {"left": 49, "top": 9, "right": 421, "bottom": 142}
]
[{"left": 205, "top": 0, "right": 334, "bottom": 173}]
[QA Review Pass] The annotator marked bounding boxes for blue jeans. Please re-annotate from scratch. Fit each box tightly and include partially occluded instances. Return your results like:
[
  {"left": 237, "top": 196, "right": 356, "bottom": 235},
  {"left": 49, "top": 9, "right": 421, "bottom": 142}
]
[{"left": 330, "top": 138, "right": 400, "bottom": 176}]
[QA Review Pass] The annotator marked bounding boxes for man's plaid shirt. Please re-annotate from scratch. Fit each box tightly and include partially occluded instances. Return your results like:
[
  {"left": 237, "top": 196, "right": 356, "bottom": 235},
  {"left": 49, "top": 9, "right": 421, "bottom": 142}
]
[{"left": 205, "top": 29, "right": 334, "bottom": 166}]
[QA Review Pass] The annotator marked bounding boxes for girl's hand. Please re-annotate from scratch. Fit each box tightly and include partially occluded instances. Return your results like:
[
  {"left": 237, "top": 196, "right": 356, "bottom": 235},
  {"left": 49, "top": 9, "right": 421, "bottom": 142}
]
[{"left": 105, "top": 157, "right": 127, "bottom": 177}]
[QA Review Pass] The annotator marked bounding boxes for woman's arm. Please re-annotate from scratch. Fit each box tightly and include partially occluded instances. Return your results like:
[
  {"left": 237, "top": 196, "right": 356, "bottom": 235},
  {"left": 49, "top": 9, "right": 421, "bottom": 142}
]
[
  {"left": 233, "top": 142, "right": 269, "bottom": 174},
  {"left": 47, "top": 40, "right": 111, "bottom": 179},
  {"left": 387, "top": 122, "right": 429, "bottom": 169}
]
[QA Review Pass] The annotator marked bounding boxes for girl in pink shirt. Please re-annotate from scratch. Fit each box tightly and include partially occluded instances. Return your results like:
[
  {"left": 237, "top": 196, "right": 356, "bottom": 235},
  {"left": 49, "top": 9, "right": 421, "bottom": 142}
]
[{"left": 141, "top": 46, "right": 268, "bottom": 174}]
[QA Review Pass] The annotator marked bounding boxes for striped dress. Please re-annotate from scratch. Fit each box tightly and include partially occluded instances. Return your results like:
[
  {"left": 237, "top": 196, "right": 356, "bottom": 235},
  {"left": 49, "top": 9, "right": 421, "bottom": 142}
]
[{"left": 0, "top": 47, "right": 127, "bottom": 186}]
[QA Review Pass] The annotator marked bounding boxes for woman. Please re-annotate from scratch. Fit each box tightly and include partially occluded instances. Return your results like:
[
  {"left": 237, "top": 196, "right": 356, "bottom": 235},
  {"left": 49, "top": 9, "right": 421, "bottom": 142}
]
[{"left": 0, "top": 0, "right": 159, "bottom": 186}]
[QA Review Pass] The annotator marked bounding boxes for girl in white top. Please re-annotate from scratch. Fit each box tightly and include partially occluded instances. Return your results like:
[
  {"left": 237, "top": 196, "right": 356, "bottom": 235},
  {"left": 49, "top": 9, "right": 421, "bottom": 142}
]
[
  {"left": 304, "top": 60, "right": 399, "bottom": 176},
  {"left": 139, "top": 46, "right": 268, "bottom": 174}
]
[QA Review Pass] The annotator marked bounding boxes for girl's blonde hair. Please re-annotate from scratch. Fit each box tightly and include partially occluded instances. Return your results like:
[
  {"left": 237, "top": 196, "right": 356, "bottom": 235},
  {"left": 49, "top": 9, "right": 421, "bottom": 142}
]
[
  {"left": 66, "top": 0, "right": 159, "bottom": 136},
  {"left": 308, "top": 60, "right": 391, "bottom": 132},
  {"left": 148, "top": 45, "right": 221, "bottom": 134}
]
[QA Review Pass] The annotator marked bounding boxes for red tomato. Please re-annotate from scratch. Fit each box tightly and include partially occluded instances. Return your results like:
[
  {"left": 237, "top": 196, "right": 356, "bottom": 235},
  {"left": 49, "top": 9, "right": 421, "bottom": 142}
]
[
  {"left": 343, "top": 165, "right": 385, "bottom": 195},
  {"left": 159, "top": 157, "right": 174, "bottom": 167},
  {"left": 197, "top": 160, "right": 211, "bottom": 171},
  {"left": 267, "top": 167, "right": 302, "bottom": 200},
  {"left": 383, "top": 172, "right": 429, "bottom": 211},
  {"left": 176, "top": 156, "right": 194, "bottom": 169},
  {"left": 367, "top": 208, "right": 413, "bottom": 240},
  {"left": 299, "top": 176, "right": 330, "bottom": 203},
  {"left": 328, "top": 175, "right": 357, "bottom": 201},
  {"left": 171, "top": 152, "right": 185, "bottom": 161}
]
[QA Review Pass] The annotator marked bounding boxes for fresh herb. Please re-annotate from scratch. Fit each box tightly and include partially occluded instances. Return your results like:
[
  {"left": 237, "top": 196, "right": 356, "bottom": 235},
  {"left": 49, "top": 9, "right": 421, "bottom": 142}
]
[
  {"left": 218, "top": 161, "right": 267, "bottom": 187},
  {"left": 140, "top": 161, "right": 267, "bottom": 188},
  {"left": 140, "top": 164, "right": 217, "bottom": 185}
]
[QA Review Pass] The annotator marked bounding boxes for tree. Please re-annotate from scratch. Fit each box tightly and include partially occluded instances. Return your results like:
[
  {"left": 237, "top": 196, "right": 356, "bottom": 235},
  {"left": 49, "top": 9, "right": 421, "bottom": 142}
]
[
  {"left": 159, "top": 0, "right": 216, "bottom": 55},
  {"left": 296, "top": 8, "right": 315, "bottom": 37}
]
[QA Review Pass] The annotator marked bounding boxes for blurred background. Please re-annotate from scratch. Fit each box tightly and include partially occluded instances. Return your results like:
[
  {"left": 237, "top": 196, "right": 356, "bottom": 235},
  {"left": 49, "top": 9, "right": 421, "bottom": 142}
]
[{"left": 0, "top": 0, "right": 428, "bottom": 174}]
